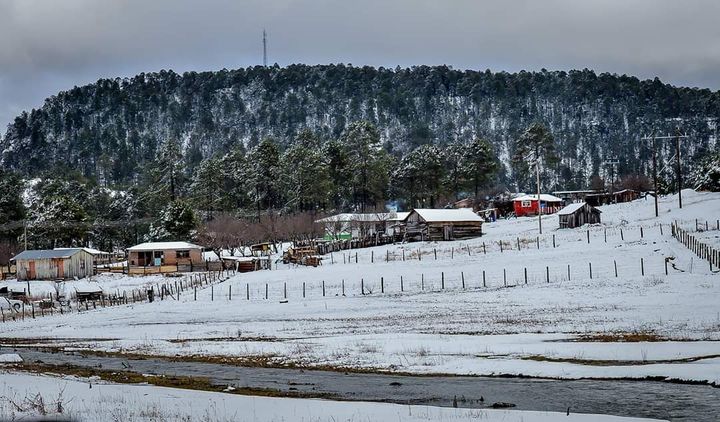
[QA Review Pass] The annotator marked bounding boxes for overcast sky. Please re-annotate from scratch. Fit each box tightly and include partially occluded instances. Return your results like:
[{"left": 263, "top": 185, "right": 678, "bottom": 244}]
[{"left": 1, "top": 0, "right": 719, "bottom": 129}]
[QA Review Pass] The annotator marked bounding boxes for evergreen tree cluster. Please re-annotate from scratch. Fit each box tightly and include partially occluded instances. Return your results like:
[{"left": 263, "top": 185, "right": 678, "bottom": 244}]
[{"left": 2, "top": 64, "right": 719, "bottom": 192}]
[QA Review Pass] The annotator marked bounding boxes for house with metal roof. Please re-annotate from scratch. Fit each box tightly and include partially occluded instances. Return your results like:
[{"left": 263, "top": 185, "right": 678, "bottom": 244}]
[
  {"left": 11, "top": 248, "right": 94, "bottom": 281},
  {"left": 126, "top": 241, "right": 205, "bottom": 273},
  {"left": 403, "top": 208, "right": 484, "bottom": 241}
]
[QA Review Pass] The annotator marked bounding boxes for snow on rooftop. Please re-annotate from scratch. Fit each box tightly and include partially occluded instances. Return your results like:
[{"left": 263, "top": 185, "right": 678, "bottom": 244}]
[
  {"left": 556, "top": 202, "right": 599, "bottom": 216},
  {"left": 55, "top": 247, "right": 109, "bottom": 255},
  {"left": 316, "top": 213, "right": 398, "bottom": 223},
  {"left": 127, "top": 241, "right": 203, "bottom": 251},
  {"left": 513, "top": 194, "right": 563, "bottom": 202},
  {"left": 410, "top": 208, "right": 484, "bottom": 223}
]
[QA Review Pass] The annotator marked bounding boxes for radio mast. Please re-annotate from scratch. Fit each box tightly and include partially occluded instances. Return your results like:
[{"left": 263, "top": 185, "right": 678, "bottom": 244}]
[{"left": 262, "top": 29, "right": 268, "bottom": 67}]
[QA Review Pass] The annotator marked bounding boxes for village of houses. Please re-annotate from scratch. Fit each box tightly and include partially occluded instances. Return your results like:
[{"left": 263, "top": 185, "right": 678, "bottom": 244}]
[{"left": 1, "top": 185, "right": 719, "bottom": 421}]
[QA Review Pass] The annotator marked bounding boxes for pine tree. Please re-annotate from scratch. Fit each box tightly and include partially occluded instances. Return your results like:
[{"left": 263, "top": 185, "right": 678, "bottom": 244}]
[
  {"left": 220, "top": 145, "right": 250, "bottom": 211},
  {"left": 280, "top": 131, "right": 331, "bottom": 211},
  {"left": 512, "top": 123, "right": 557, "bottom": 191},
  {"left": 464, "top": 138, "right": 499, "bottom": 197},
  {"left": 149, "top": 200, "right": 198, "bottom": 241},
  {"left": 190, "top": 157, "right": 224, "bottom": 219},
  {"left": 323, "top": 139, "right": 352, "bottom": 210},
  {"left": 393, "top": 145, "right": 444, "bottom": 208},
  {"left": 341, "top": 121, "right": 391, "bottom": 211},
  {"left": 247, "top": 138, "right": 281, "bottom": 217}
]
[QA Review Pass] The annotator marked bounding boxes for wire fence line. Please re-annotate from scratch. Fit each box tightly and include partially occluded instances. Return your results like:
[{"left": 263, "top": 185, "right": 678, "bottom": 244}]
[
  {"left": 206, "top": 254, "right": 679, "bottom": 304},
  {"left": 322, "top": 223, "right": 671, "bottom": 265},
  {"left": 0, "top": 268, "right": 233, "bottom": 324},
  {"left": 672, "top": 222, "right": 720, "bottom": 271}
]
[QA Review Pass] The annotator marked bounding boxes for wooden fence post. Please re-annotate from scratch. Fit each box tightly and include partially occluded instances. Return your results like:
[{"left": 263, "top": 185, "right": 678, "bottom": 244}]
[
  {"left": 641, "top": 258, "right": 644, "bottom": 276},
  {"left": 461, "top": 272, "right": 465, "bottom": 289},
  {"left": 400, "top": 276, "right": 404, "bottom": 292},
  {"left": 524, "top": 267, "right": 528, "bottom": 284},
  {"left": 482, "top": 270, "right": 486, "bottom": 287},
  {"left": 546, "top": 266, "right": 549, "bottom": 283},
  {"left": 381, "top": 277, "right": 384, "bottom": 293},
  {"left": 503, "top": 269, "right": 507, "bottom": 286},
  {"left": 322, "top": 280, "right": 326, "bottom": 297},
  {"left": 614, "top": 260, "right": 618, "bottom": 277},
  {"left": 589, "top": 262, "right": 593, "bottom": 279},
  {"left": 441, "top": 272, "right": 444, "bottom": 290},
  {"left": 361, "top": 278, "right": 364, "bottom": 295}
]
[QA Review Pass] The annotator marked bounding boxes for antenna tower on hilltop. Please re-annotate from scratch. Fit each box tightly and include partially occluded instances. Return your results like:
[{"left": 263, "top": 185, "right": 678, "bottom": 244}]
[{"left": 262, "top": 29, "right": 268, "bottom": 67}]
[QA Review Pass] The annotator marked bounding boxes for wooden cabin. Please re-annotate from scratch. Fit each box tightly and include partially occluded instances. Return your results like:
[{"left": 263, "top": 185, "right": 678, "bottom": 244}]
[
  {"left": 512, "top": 194, "right": 564, "bottom": 217},
  {"left": 127, "top": 241, "right": 204, "bottom": 273},
  {"left": 557, "top": 202, "right": 602, "bottom": 229},
  {"left": 11, "top": 248, "right": 94, "bottom": 281},
  {"left": 404, "top": 208, "right": 484, "bottom": 241}
]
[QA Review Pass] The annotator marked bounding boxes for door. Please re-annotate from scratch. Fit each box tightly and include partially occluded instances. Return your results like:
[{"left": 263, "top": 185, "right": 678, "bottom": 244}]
[
  {"left": 54, "top": 258, "right": 64, "bottom": 279},
  {"left": 28, "top": 261, "right": 36, "bottom": 279},
  {"left": 443, "top": 225, "right": 452, "bottom": 241}
]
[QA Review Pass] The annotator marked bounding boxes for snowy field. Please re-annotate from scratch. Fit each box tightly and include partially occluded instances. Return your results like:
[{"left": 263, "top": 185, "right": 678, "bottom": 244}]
[
  {"left": 0, "top": 370, "right": 665, "bottom": 422},
  {"left": 0, "top": 190, "right": 719, "bottom": 385}
]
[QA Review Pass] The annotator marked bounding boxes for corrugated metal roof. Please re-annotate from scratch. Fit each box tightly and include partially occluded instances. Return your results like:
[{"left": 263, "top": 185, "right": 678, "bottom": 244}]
[{"left": 12, "top": 248, "right": 84, "bottom": 261}]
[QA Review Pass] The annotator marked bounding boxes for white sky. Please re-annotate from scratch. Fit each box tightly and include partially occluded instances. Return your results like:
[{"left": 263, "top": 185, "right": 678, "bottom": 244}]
[{"left": 1, "top": 0, "right": 719, "bottom": 128}]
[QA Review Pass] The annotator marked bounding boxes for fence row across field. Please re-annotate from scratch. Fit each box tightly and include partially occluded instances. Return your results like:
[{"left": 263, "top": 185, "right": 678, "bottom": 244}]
[
  {"left": 672, "top": 223, "right": 720, "bottom": 271},
  {"left": 201, "top": 255, "right": 682, "bottom": 303},
  {"left": 0, "top": 269, "right": 234, "bottom": 324},
  {"left": 323, "top": 224, "right": 671, "bottom": 265}
]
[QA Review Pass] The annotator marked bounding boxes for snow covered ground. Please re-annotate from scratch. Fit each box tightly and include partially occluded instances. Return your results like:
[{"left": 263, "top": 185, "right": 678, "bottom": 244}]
[
  {"left": 0, "top": 190, "right": 719, "bottom": 385},
  {"left": 0, "top": 371, "right": 665, "bottom": 421}
]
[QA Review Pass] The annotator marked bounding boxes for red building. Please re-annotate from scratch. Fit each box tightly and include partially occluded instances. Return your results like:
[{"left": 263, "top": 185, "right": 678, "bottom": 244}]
[{"left": 512, "top": 194, "right": 564, "bottom": 217}]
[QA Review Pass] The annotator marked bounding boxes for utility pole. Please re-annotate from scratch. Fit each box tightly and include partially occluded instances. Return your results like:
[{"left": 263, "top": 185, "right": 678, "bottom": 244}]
[
  {"left": 641, "top": 131, "right": 689, "bottom": 214},
  {"left": 675, "top": 127, "right": 683, "bottom": 209},
  {"left": 651, "top": 136, "right": 659, "bottom": 217},
  {"left": 536, "top": 157, "right": 542, "bottom": 234},
  {"left": 262, "top": 29, "right": 268, "bottom": 67},
  {"left": 23, "top": 220, "right": 28, "bottom": 251}
]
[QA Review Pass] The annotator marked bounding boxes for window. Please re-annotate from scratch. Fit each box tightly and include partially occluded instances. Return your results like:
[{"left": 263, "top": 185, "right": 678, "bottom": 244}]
[
  {"left": 176, "top": 250, "right": 190, "bottom": 259},
  {"left": 521, "top": 200, "right": 531, "bottom": 208}
]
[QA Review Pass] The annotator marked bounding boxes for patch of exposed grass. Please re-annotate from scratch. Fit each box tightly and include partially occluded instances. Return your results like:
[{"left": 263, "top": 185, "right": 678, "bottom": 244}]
[
  {"left": 521, "top": 353, "right": 720, "bottom": 366},
  {"left": 14, "top": 362, "right": 333, "bottom": 399}
]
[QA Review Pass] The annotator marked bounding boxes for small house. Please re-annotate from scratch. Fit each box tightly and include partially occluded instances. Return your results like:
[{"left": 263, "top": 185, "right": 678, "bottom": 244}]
[
  {"left": 11, "top": 248, "right": 94, "bottom": 281},
  {"left": 404, "top": 208, "right": 484, "bottom": 241},
  {"left": 127, "top": 241, "right": 204, "bottom": 272},
  {"left": 512, "top": 194, "right": 564, "bottom": 217},
  {"left": 557, "top": 202, "right": 602, "bottom": 229}
]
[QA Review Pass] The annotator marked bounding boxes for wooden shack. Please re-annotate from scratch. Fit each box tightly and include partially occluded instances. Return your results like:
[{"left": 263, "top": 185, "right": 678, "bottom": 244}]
[
  {"left": 11, "top": 248, "right": 94, "bottom": 281},
  {"left": 403, "top": 208, "right": 484, "bottom": 241},
  {"left": 557, "top": 202, "right": 602, "bottom": 229},
  {"left": 127, "top": 241, "right": 204, "bottom": 273}
]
